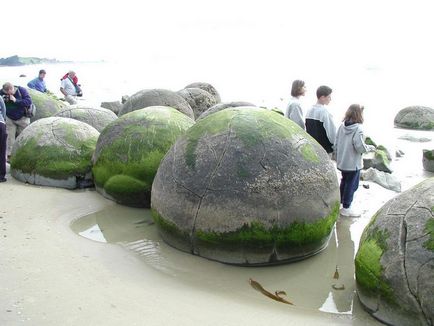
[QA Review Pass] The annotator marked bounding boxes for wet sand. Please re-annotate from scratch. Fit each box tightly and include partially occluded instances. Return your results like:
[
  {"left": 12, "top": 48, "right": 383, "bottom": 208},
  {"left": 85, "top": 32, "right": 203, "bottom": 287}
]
[{"left": 1, "top": 128, "right": 433, "bottom": 325}]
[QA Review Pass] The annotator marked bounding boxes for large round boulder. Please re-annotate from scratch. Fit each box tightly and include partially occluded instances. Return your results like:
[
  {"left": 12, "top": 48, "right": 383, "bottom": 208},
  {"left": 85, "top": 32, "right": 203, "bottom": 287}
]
[
  {"left": 10, "top": 117, "right": 99, "bottom": 189},
  {"left": 184, "top": 82, "right": 221, "bottom": 103},
  {"left": 177, "top": 88, "right": 218, "bottom": 119},
  {"left": 422, "top": 149, "right": 434, "bottom": 172},
  {"left": 151, "top": 107, "right": 340, "bottom": 265},
  {"left": 28, "top": 88, "right": 67, "bottom": 122},
  {"left": 92, "top": 106, "right": 195, "bottom": 208},
  {"left": 355, "top": 177, "right": 434, "bottom": 326},
  {"left": 119, "top": 89, "right": 194, "bottom": 119},
  {"left": 394, "top": 106, "right": 434, "bottom": 130},
  {"left": 54, "top": 106, "right": 118, "bottom": 132},
  {"left": 197, "top": 101, "right": 256, "bottom": 120},
  {"left": 100, "top": 101, "right": 122, "bottom": 115}
]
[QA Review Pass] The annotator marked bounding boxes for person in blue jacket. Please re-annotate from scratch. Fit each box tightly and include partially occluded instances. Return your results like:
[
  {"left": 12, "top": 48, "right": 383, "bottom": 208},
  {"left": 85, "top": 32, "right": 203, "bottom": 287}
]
[
  {"left": 0, "top": 82, "right": 32, "bottom": 160},
  {"left": 0, "top": 96, "right": 7, "bottom": 182},
  {"left": 27, "top": 69, "right": 47, "bottom": 93}
]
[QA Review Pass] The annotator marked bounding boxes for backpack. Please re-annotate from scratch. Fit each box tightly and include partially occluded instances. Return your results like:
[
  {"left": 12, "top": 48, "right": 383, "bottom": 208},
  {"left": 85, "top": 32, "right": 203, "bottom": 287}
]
[{"left": 15, "top": 86, "right": 36, "bottom": 118}]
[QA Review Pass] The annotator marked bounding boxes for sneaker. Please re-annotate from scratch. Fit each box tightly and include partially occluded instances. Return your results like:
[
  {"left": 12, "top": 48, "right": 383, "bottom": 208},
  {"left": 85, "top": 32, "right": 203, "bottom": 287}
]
[
  {"left": 0, "top": 177, "right": 6, "bottom": 183},
  {"left": 340, "top": 207, "right": 361, "bottom": 217}
]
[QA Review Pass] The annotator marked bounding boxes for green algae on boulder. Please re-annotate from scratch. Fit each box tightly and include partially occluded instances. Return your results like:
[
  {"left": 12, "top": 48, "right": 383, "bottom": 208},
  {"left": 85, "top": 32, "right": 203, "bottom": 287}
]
[
  {"left": 394, "top": 106, "right": 434, "bottom": 130},
  {"left": 27, "top": 88, "right": 66, "bottom": 122},
  {"left": 92, "top": 106, "right": 195, "bottom": 208},
  {"left": 197, "top": 101, "right": 256, "bottom": 121},
  {"left": 119, "top": 89, "right": 194, "bottom": 119},
  {"left": 422, "top": 149, "right": 434, "bottom": 172},
  {"left": 151, "top": 107, "right": 340, "bottom": 265},
  {"left": 55, "top": 106, "right": 118, "bottom": 132},
  {"left": 355, "top": 177, "right": 434, "bottom": 326},
  {"left": 10, "top": 117, "right": 99, "bottom": 189}
]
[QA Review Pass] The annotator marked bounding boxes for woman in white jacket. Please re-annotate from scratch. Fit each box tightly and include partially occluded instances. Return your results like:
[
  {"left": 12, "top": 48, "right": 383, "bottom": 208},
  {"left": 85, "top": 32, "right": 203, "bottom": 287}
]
[
  {"left": 334, "top": 104, "right": 375, "bottom": 217},
  {"left": 285, "top": 80, "right": 306, "bottom": 129}
]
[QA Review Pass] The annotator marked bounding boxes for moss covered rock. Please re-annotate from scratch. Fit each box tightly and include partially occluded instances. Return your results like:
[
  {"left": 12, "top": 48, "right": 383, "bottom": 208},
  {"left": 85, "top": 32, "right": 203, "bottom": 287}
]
[
  {"left": 197, "top": 101, "right": 255, "bottom": 120},
  {"left": 184, "top": 82, "right": 221, "bottom": 103},
  {"left": 394, "top": 106, "right": 434, "bottom": 130},
  {"left": 151, "top": 107, "right": 340, "bottom": 265},
  {"left": 10, "top": 117, "right": 99, "bottom": 189},
  {"left": 55, "top": 106, "right": 118, "bottom": 132},
  {"left": 355, "top": 177, "right": 434, "bottom": 326},
  {"left": 177, "top": 88, "right": 218, "bottom": 119},
  {"left": 92, "top": 106, "right": 194, "bottom": 208},
  {"left": 28, "top": 88, "right": 66, "bottom": 122},
  {"left": 422, "top": 149, "right": 434, "bottom": 172},
  {"left": 119, "top": 89, "right": 194, "bottom": 119}
]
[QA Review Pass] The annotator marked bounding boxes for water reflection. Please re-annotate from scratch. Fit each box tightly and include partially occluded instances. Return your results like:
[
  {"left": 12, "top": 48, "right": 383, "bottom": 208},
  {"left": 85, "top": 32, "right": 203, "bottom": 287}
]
[{"left": 70, "top": 206, "right": 370, "bottom": 317}]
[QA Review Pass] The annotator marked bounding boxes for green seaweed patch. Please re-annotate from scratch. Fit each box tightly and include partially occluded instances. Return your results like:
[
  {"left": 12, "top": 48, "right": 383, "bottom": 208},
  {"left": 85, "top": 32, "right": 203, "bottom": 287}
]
[
  {"left": 11, "top": 137, "right": 96, "bottom": 179},
  {"left": 355, "top": 226, "right": 395, "bottom": 303},
  {"left": 423, "top": 219, "right": 434, "bottom": 251},
  {"left": 195, "top": 201, "right": 339, "bottom": 248},
  {"left": 104, "top": 174, "right": 148, "bottom": 205},
  {"left": 185, "top": 108, "right": 309, "bottom": 169},
  {"left": 151, "top": 209, "right": 190, "bottom": 240},
  {"left": 375, "top": 149, "right": 390, "bottom": 165},
  {"left": 365, "top": 137, "right": 377, "bottom": 147},
  {"left": 423, "top": 150, "right": 434, "bottom": 160},
  {"left": 300, "top": 143, "right": 319, "bottom": 163}
]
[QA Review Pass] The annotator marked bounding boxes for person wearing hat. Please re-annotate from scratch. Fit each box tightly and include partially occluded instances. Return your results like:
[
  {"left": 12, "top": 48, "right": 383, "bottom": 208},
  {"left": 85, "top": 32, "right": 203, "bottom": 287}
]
[{"left": 27, "top": 69, "right": 47, "bottom": 93}]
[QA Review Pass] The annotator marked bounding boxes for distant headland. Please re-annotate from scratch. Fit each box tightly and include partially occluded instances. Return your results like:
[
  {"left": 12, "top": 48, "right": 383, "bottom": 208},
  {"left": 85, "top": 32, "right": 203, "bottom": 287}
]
[{"left": 0, "top": 55, "right": 69, "bottom": 66}]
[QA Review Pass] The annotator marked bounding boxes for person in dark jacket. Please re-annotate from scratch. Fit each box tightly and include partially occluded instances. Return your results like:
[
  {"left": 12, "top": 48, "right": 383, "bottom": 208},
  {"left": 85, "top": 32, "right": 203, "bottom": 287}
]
[
  {"left": 0, "top": 82, "right": 32, "bottom": 160},
  {"left": 0, "top": 96, "right": 7, "bottom": 182},
  {"left": 305, "top": 85, "right": 336, "bottom": 155},
  {"left": 334, "top": 104, "right": 375, "bottom": 217}
]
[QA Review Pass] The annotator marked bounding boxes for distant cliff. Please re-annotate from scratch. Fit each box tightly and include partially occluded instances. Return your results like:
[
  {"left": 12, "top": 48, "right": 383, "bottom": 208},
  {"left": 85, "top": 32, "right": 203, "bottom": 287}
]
[{"left": 0, "top": 55, "right": 61, "bottom": 66}]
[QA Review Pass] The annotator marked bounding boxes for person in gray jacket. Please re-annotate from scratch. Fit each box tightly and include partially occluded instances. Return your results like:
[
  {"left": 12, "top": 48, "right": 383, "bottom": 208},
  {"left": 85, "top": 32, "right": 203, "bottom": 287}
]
[
  {"left": 285, "top": 80, "right": 306, "bottom": 129},
  {"left": 334, "top": 104, "right": 375, "bottom": 217},
  {"left": 0, "top": 96, "right": 7, "bottom": 182}
]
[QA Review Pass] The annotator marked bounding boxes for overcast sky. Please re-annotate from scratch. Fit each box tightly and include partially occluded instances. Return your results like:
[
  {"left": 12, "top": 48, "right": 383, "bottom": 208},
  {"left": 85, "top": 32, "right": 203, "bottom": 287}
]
[{"left": 3, "top": 0, "right": 434, "bottom": 71}]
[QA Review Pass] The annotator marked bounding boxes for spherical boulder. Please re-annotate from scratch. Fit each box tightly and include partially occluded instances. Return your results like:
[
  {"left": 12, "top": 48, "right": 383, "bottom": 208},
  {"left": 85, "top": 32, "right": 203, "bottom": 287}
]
[
  {"left": 100, "top": 101, "right": 122, "bottom": 115},
  {"left": 185, "top": 82, "right": 221, "bottom": 103},
  {"left": 92, "top": 106, "right": 195, "bottom": 208},
  {"left": 151, "top": 107, "right": 340, "bottom": 265},
  {"left": 119, "top": 89, "right": 194, "bottom": 119},
  {"left": 10, "top": 117, "right": 99, "bottom": 189},
  {"left": 394, "top": 106, "right": 434, "bottom": 130},
  {"left": 197, "top": 101, "right": 256, "bottom": 120},
  {"left": 177, "top": 88, "right": 218, "bottom": 119},
  {"left": 55, "top": 106, "right": 118, "bottom": 132},
  {"left": 28, "top": 88, "right": 67, "bottom": 122},
  {"left": 422, "top": 149, "right": 434, "bottom": 172},
  {"left": 355, "top": 177, "right": 434, "bottom": 326}
]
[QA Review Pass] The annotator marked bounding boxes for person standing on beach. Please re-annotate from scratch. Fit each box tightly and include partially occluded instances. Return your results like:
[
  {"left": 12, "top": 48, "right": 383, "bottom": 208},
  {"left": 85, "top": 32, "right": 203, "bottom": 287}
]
[
  {"left": 334, "top": 104, "right": 375, "bottom": 217},
  {"left": 0, "top": 96, "right": 7, "bottom": 182},
  {"left": 27, "top": 69, "right": 47, "bottom": 93},
  {"left": 285, "top": 80, "right": 306, "bottom": 129},
  {"left": 305, "top": 85, "right": 336, "bottom": 155},
  {"left": 60, "top": 71, "right": 78, "bottom": 104},
  {"left": 0, "top": 83, "right": 32, "bottom": 162}
]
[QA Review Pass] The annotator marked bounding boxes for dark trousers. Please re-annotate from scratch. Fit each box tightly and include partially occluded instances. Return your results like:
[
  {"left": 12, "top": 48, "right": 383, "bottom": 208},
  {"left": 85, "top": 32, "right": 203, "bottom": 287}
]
[
  {"left": 0, "top": 123, "right": 7, "bottom": 178},
  {"left": 340, "top": 169, "right": 360, "bottom": 209}
]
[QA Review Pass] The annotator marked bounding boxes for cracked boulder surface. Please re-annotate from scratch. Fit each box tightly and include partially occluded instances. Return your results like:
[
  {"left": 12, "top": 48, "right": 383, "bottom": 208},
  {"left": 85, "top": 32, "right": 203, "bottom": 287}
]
[
  {"left": 151, "top": 107, "right": 340, "bottom": 266},
  {"left": 355, "top": 177, "right": 434, "bottom": 326},
  {"left": 55, "top": 106, "right": 118, "bottom": 132},
  {"left": 184, "top": 82, "right": 221, "bottom": 103},
  {"left": 28, "top": 88, "right": 67, "bottom": 122},
  {"left": 119, "top": 89, "right": 194, "bottom": 119},
  {"left": 92, "top": 106, "right": 194, "bottom": 208},
  {"left": 394, "top": 106, "right": 434, "bottom": 130},
  {"left": 197, "top": 101, "right": 256, "bottom": 121},
  {"left": 177, "top": 88, "right": 218, "bottom": 120},
  {"left": 10, "top": 117, "right": 99, "bottom": 189}
]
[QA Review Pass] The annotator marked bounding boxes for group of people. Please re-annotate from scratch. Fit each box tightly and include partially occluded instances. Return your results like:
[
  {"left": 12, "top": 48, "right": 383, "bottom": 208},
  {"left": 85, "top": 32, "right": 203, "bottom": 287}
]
[
  {"left": 285, "top": 80, "right": 375, "bottom": 217},
  {"left": 0, "top": 70, "right": 83, "bottom": 182}
]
